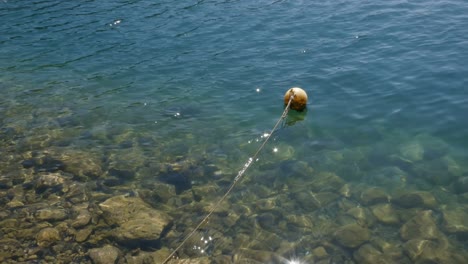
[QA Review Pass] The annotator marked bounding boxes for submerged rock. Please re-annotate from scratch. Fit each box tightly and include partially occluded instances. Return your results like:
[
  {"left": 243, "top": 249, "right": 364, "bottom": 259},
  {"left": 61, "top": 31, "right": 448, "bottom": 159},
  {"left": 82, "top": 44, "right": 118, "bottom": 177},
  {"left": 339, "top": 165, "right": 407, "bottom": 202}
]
[
  {"left": 285, "top": 214, "right": 314, "bottom": 232},
  {"left": 399, "top": 142, "right": 424, "bottom": 162},
  {"left": 0, "top": 238, "right": 24, "bottom": 262},
  {"left": 88, "top": 245, "right": 120, "bottom": 264},
  {"left": 72, "top": 209, "right": 92, "bottom": 228},
  {"left": 334, "top": 223, "right": 370, "bottom": 248},
  {"left": 454, "top": 176, "right": 468, "bottom": 194},
  {"left": 400, "top": 210, "right": 440, "bottom": 241},
  {"left": 35, "top": 208, "right": 68, "bottom": 221},
  {"left": 35, "top": 173, "right": 65, "bottom": 193},
  {"left": 36, "top": 227, "right": 61, "bottom": 247},
  {"left": 61, "top": 150, "right": 103, "bottom": 180},
  {"left": 388, "top": 154, "right": 414, "bottom": 171},
  {"left": 359, "top": 187, "right": 390, "bottom": 205},
  {"left": 293, "top": 191, "right": 339, "bottom": 211},
  {"left": 169, "top": 257, "right": 212, "bottom": 264},
  {"left": 402, "top": 237, "right": 462, "bottom": 263},
  {"left": 339, "top": 184, "right": 352, "bottom": 198},
  {"left": 353, "top": 243, "right": 390, "bottom": 264},
  {"left": 99, "top": 194, "right": 172, "bottom": 247},
  {"left": 75, "top": 227, "right": 93, "bottom": 243},
  {"left": 412, "top": 155, "right": 462, "bottom": 186},
  {"left": 442, "top": 207, "right": 468, "bottom": 236},
  {"left": 371, "top": 204, "right": 399, "bottom": 225},
  {"left": 308, "top": 172, "right": 345, "bottom": 192},
  {"left": 393, "top": 191, "right": 437, "bottom": 209},
  {"left": 345, "top": 207, "right": 375, "bottom": 227},
  {"left": 311, "top": 246, "right": 328, "bottom": 259},
  {"left": 234, "top": 248, "right": 275, "bottom": 263},
  {"left": 21, "top": 155, "right": 65, "bottom": 173}
]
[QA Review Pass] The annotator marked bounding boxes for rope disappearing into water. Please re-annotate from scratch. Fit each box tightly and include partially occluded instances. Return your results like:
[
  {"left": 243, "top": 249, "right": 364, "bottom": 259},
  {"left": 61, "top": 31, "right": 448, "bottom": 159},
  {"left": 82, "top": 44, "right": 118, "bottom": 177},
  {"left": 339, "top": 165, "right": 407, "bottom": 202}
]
[{"left": 162, "top": 93, "right": 296, "bottom": 264}]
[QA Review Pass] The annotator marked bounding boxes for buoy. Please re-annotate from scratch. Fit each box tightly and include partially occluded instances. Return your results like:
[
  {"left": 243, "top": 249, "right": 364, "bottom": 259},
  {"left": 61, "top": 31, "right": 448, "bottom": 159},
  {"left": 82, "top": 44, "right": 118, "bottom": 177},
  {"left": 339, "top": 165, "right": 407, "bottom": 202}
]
[{"left": 284, "top": 87, "right": 308, "bottom": 111}]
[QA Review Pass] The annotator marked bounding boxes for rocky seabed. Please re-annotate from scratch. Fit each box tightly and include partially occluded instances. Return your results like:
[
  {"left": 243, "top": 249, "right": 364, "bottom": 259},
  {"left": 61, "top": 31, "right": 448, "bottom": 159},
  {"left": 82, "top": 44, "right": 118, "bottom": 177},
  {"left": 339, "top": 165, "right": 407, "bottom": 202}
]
[{"left": 1, "top": 129, "right": 468, "bottom": 264}]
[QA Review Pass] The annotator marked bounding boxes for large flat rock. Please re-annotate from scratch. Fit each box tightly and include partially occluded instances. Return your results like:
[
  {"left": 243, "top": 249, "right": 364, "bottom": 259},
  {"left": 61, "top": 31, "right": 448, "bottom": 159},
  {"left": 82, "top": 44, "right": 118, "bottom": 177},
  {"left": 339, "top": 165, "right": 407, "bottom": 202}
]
[{"left": 99, "top": 195, "right": 172, "bottom": 246}]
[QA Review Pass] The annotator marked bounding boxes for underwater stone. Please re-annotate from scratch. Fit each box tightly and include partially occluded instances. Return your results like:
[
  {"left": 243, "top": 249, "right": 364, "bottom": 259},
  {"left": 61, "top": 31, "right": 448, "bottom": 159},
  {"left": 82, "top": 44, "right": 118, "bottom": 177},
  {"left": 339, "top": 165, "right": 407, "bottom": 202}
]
[
  {"left": 372, "top": 239, "right": 405, "bottom": 261},
  {"left": 65, "top": 182, "right": 89, "bottom": 204},
  {"left": 339, "top": 184, "right": 352, "bottom": 198},
  {"left": 393, "top": 191, "right": 437, "bottom": 209},
  {"left": 6, "top": 199, "right": 25, "bottom": 209},
  {"left": 359, "top": 187, "right": 390, "bottom": 205},
  {"left": 36, "top": 227, "right": 60, "bottom": 247},
  {"left": 257, "top": 212, "right": 277, "bottom": 231},
  {"left": 154, "top": 182, "right": 177, "bottom": 202},
  {"left": 254, "top": 197, "right": 277, "bottom": 211},
  {"left": 88, "top": 245, "right": 120, "bottom": 264},
  {"left": 399, "top": 142, "right": 424, "bottom": 162},
  {"left": 353, "top": 244, "right": 387, "bottom": 264},
  {"left": 235, "top": 248, "right": 275, "bottom": 263},
  {"left": 0, "top": 238, "right": 24, "bottom": 262},
  {"left": 159, "top": 171, "right": 192, "bottom": 194},
  {"left": 35, "top": 208, "right": 68, "bottom": 221},
  {"left": 334, "top": 223, "right": 370, "bottom": 248},
  {"left": 309, "top": 172, "right": 345, "bottom": 192},
  {"left": 138, "top": 183, "right": 176, "bottom": 208},
  {"left": 72, "top": 209, "right": 92, "bottom": 228},
  {"left": 125, "top": 250, "right": 156, "bottom": 264},
  {"left": 54, "top": 149, "right": 103, "bottom": 180},
  {"left": 454, "top": 176, "right": 468, "bottom": 194},
  {"left": 75, "top": 227, "right": 93, "bottom": 242},
  {"left": 403, "top": 238, "right": 448, "bottom": 263},
  {"left": 108, "top": 167, "right": 134, "bottom": 181},
  {"left": 442, "top": 207, "right": 468, "bottom": 235},
  {"left": 400, "top": 210, "right": 440, "bottom": 241},
  {"left": 169, "top": 257, "right": 212, "bottom": 264},
  {"left": 0, "top": 218, "right": 18, "bottom": 228},
  {"left": 0, "top": 175, "right": 13, "bottom": 189},
  {"left": 101, "top": 177, "right": 121, "bottom": 187},
  {"left": 442, "top": 155, "right": 463, "bottom": 177},
  {"left": 412, "top": 161, "right": 455, "bottom": 186},
  {"left": 33, "top": 156, "right": 66, "bottom": 173},
  {"left": 192, "top": 184, "right": 220, "bottom": 202},
  {"left": 345, "top": 207, "right": 375, "bottom": 227},
  {"left": 388, "top": 154, "right": 414, "bottom": 171},
  {"left": 285, "top": 214, "right": 314, "bottom": 230},
  {"left": 293, "top": 191, "right": 339, "bottom": 211},
  {"left": 416, "top": 134, "right": 449, "bottom": 160},
  {"left": 35, "top": 173, "right": 65, "bottom": 192},
  {"left": 371, "top": 204, "right": 400, "bottom": 225},
  {"left": 99, "top": 195, "right": 172, "bottom": 247},
  {"left": 312, "top": 246, "right": 328, "bottom": 259}
]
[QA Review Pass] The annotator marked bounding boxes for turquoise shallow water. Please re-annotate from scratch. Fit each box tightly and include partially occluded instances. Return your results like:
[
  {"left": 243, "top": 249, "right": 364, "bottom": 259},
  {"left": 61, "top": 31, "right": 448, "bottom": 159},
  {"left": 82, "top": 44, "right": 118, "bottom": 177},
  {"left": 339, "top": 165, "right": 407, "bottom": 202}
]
[{"left": 1, "top": 0, "right": 468, "bottom": 263}]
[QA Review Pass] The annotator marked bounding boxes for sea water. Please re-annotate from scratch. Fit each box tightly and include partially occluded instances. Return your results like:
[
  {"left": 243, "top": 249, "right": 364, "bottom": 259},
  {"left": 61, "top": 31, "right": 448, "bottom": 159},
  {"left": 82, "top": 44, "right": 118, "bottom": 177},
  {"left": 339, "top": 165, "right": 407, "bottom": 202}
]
[{"left": 1, "top": 0, "right": 468, "bottom": 263}]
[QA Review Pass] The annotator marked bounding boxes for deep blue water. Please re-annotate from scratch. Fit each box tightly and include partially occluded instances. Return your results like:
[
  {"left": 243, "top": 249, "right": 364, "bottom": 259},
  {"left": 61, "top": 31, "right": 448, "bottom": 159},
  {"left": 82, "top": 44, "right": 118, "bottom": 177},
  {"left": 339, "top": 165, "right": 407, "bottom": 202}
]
[{"left": 1, "top": 0, "right": 468, "bottom": 262}]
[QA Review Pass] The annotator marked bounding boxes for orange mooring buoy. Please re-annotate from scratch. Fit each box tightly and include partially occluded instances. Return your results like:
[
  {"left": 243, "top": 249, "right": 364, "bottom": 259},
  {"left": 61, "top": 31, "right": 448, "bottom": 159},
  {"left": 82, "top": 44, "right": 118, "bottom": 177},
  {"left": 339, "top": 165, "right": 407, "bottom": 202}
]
[{"left": 284, "top": 87, "right": 308, "bottom": 111}]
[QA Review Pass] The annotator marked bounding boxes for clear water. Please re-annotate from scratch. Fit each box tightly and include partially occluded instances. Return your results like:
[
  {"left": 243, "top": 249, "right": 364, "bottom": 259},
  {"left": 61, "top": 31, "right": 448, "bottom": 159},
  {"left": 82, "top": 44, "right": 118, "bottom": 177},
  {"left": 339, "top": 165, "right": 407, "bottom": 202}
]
[{"left": 1, "top": 0, "right": 468, "bottom": 262}]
